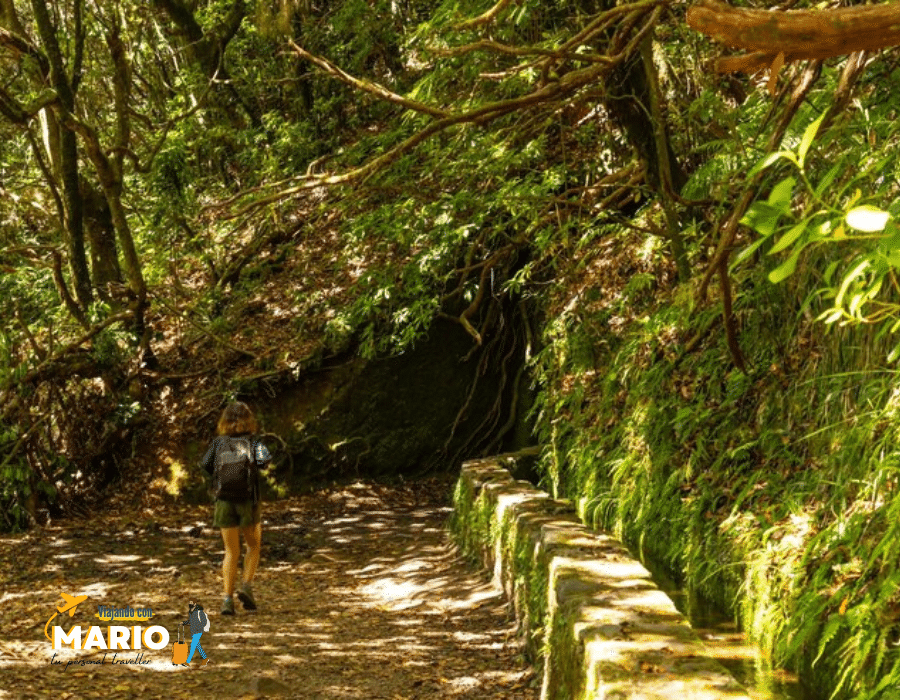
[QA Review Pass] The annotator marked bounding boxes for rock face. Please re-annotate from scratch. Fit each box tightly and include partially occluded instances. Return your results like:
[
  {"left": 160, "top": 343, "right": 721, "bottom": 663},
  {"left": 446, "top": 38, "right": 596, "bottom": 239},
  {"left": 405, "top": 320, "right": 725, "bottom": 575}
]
[
  {"left": 451, "top": 456, "right": 753, "bottom": 700},
  {"left": 262, "top": 317, "right": 534, "bottom": 485}
]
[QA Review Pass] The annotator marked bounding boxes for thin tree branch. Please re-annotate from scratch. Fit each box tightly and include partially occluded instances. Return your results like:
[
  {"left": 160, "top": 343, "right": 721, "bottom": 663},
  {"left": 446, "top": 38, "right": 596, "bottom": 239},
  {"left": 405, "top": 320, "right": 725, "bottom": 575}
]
[
  {"left": 214, "top": 7, "right": 660, "bottom": 221},
  {"left": 641, "top": 31, "right": 689, "bottom": 280},
  {"left": 718, "top": 253, "right": 746, "bottom": 371},
  {"left": 559, "top": 0, "right": 665, "bottom": 56},
  {"left": 24, "top": 127, "right": 65, "bottom": 228},
  {"left": 453, "top": 0, "right": 515, "bottom": 30},
  {"left": 0, "top": 84, "right": 56, "bottom": 123},
  {"left": 697, "top": 59, "right": 821, "bottom": 302},
  {"left": 3, "top": 309, "right": 133, "bottom": 394},
  {"left": 50, "top": 249, "right": 89, "bottom": 329},
  {"left": 0, "top": 26, "right": 50, "bottom": 74},
  {"left": 431, "top": 39, "right": 614, "bottom": 65},
  {"left": 151, "top": 293, "right": 259, "bottom": 361},
  {"left": 288, "top": 40, "right": 449, "bottom": 118}
]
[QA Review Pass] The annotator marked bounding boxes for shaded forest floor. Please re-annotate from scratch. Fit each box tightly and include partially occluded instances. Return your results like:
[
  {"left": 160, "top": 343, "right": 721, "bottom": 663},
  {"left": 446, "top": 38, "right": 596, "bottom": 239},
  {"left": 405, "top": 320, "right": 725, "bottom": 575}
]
[{"left": 0, "top": 480, "right": 537, "bottom": 699}]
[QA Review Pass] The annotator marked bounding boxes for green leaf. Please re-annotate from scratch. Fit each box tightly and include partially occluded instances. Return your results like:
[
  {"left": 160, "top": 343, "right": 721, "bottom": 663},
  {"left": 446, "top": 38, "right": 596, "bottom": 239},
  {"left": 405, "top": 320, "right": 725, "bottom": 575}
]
[
  {"left": 878, "top": 221, "right": 900, "bottom": 250},
  {"left": 867, "top": 276, "right": 884, "bottom": 299},
  {"left": 740, "top": 202, "right": 783, "bottom": 237},
  {"left": 748, "top": 150, "right": 791, "bottom": 178},
  {"left": 835, "top": 259, "right": 870, "bottom": 307},
  {"left": 846, "top": 205, "right": 891, "bottom": 233},
  {"left": 798, "top": 112, "right": 827, "bottom": 167},
  {"left": 813, "top": 616, "right": 842, "bottom": 667},
  {"left": 817, "top": 308, "right": 844, "bottom": 324},
  {"left": 769, "top": 220, "right": 807, "bottom": 255},
  {"left": 768, "top": 247, "right": 802, "bottom": 283},
  {"left": 767, "top": 176, "right": 796, "bottom": 213},
  {"left": 888, "top": 343, "right": 900, "bottom": 363},
  {"left": 814, "top": 163, "right": 841, "bottom": 199},
  {"left": 731, "top": 235, "right": 769, "bottom": 269},
  {"left": 849, "top": 291, "right": 866, "bottom": 316}
]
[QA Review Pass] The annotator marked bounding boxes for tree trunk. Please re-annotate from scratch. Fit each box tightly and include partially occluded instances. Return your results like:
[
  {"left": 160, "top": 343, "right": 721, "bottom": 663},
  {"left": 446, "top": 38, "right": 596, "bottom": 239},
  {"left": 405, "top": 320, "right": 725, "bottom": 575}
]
[
  {"left": 292, "top": 9, "right": 314, "bottom": 113},
  {"left": 605, "top": 53, "right": 687, "bottom": 195},
  {"left": 0, "top": 0, "right": 26, "bottom": 35},
  {"left": 81, "top": 179, "right": 123, "bottom": 300},
  {"left": 151, "top": 0, "right": 259, "bottom": 128},
  {"left": 59, "top": 128, "right": 92, "bottom": 308},
  {"left": 30, "top": 0, "right": 93, "bottom": 311}
]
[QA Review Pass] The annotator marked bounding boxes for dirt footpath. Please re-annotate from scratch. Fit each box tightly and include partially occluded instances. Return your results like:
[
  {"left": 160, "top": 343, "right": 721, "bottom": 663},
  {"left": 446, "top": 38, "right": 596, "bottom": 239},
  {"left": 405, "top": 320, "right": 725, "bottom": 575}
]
[{"left": 0, "top": 480, "right": 538, "bottom": 699}]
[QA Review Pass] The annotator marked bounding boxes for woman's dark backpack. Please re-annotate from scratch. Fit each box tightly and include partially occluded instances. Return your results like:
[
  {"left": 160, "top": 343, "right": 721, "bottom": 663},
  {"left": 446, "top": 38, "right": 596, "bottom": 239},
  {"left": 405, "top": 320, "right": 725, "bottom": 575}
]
[{"left": 214, "top": 437, "right": 257, "bottom": 502}]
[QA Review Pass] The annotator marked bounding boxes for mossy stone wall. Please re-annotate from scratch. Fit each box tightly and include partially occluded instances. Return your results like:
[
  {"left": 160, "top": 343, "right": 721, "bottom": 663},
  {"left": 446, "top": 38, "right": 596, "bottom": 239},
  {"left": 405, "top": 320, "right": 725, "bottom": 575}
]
[{"left": 451, "top": 454, "right": 752, "bottom": 700}]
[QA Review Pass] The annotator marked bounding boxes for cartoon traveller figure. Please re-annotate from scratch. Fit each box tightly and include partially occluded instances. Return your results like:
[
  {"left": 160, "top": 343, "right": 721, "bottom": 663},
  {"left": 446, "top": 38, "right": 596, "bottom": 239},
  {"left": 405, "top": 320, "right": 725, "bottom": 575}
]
[{"left": 180, "top": 601, "right": 211, "bottom": 666}]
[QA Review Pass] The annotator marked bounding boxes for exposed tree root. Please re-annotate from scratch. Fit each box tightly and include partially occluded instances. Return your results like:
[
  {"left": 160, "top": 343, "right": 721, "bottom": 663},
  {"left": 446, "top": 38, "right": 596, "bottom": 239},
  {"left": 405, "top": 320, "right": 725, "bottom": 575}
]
[{"left": 438, "top": 285, "right": 532, "bottom": 471}]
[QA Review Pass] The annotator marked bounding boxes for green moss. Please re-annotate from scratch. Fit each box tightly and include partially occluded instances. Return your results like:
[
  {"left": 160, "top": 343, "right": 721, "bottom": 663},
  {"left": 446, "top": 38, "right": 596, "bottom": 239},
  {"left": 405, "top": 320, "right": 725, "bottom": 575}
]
[
  {"left": 544, "top": 605, "right": 584, "bottom": 700},
  {"left": 531, "top": 229, "right": 900, "bottom": 698},
  {"left": 449, "top": 470, "right": 555, "bottom": 675},
  {"left": 449, "top": 477, "right": 491, "bottom": 563}
]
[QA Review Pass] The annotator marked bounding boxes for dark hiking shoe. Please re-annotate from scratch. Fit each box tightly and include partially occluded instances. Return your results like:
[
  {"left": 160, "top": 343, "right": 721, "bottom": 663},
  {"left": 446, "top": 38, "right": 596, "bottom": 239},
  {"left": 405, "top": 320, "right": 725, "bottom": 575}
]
[
  {"left": 221, "top": 597, "right": 235, "bottom": 615},
  {"left": 237, "top": 583, "right": 257, "bottom": 611}
]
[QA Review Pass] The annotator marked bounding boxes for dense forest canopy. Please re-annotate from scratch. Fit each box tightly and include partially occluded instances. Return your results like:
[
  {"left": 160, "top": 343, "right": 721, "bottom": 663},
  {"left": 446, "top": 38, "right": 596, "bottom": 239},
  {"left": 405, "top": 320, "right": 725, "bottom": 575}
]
[{"left": 4, "top": 0, "right": 900, "bottom": 695}]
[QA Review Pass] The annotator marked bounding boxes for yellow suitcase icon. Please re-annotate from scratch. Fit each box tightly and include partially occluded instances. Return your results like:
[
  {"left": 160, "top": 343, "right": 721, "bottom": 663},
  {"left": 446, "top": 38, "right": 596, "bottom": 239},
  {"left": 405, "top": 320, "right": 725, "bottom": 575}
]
[{"left": 172, "top": 625, "right": 189, "bottom": 665}]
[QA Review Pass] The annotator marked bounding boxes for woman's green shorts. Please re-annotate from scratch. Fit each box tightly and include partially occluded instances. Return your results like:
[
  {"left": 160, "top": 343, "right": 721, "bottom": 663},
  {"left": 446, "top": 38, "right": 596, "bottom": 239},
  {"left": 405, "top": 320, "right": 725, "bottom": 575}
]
[{"left": 214, "top": 499, "right": 261, "bottom": 529}]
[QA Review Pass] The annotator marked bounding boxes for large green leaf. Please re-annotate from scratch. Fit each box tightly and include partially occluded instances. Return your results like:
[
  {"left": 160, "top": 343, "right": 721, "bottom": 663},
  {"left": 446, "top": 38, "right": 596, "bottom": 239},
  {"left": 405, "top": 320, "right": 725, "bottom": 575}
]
[
  {"left": 769, "top": 220, "right": 807, "bottom": 255},
  {"left": 741, "top": 202, "right": 783, "bottom": 238},
  {"left": 767, "top": 176, "right": 796, "bottom": 214},
  {"left": 846, "top": 205, "right": 890, "bottom": 233},
  {"left": 768, "top": 247, "right": 802, "bottom": 283}
]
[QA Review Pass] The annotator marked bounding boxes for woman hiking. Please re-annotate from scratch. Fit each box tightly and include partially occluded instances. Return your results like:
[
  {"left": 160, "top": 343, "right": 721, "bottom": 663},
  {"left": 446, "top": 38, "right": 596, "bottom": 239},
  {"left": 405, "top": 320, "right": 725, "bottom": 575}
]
[{"left": 200, "top": 401, "right": 271, "bottom": 616}]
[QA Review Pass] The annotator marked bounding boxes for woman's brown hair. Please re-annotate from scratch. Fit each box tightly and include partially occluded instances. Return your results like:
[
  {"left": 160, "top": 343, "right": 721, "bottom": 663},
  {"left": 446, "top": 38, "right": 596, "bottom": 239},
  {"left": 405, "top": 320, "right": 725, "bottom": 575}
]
[{"left": 217, "top": 401, "right": 258, "bottom": 436}]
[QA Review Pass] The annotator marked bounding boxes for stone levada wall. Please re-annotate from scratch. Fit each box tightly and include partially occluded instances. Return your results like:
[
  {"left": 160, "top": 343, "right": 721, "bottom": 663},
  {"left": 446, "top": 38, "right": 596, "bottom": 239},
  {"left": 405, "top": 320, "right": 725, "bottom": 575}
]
[{"left": 450, "top": 454, "right": 752, "bottom": 700}]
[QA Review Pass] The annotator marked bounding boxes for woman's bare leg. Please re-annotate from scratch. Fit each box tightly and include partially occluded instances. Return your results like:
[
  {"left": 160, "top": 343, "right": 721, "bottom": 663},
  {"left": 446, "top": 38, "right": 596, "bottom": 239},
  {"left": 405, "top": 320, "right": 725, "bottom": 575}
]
[
  {"left": 241, "top": 522, "right": 262, "bottom": 584},
  {"left": 220, "top": 527, "right": 241, "bottom": 597}
]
